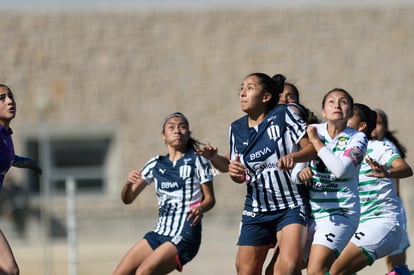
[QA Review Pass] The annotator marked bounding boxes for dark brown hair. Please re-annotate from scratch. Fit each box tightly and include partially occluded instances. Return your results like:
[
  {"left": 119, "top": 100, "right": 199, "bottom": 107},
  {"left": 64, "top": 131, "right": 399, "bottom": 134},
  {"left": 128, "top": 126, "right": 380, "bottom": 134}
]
[{"left": 247, "top": 73, "right": 285, "bottom": 111}]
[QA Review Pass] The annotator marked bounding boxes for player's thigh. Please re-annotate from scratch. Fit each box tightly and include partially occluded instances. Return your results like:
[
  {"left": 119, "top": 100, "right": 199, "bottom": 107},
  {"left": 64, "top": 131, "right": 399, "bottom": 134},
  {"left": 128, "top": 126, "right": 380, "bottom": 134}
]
[
  {"left": 113, "top": 239, "right": 153, "bottom": 275},
  {"left": 137, "top": 241, "right": 179, "bottom": 275},
  {"left": 0, "top": 230, "right": 19, "bottom": 274},
  {"left": 237, "top": 245, "right": 269, "bottom": 274},
  {"left": 274, "top": 224, "right": 306, "bottom": 274},
  {"left": 330, "top": 242, "right": 369, "bottom": 274},
  {"left": 277, "top": 223, "right": 307, "bottom": 258},
  {"left": 307, "top": 244, "right": 337, "bottom": 275}
]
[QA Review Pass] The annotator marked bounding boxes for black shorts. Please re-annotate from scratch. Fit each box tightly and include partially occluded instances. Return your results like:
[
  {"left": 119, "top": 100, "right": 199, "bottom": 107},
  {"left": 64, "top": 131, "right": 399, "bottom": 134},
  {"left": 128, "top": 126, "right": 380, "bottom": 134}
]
[
  {"left": 237, "top": 205, "right": 308, "bottom": 246},
  {"left": 144, "top": 222, "right": 202, "bottom": 270}
]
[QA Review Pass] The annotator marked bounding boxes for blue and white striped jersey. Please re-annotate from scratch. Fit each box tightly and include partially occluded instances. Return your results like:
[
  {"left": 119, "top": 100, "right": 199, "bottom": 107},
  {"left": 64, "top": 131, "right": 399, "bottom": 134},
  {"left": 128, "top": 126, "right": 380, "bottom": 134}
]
[
  {"left": 229, "top": 105, "right": 308, "bottom": 212},
  {"left": 141, "top": 148, "right": 213, "bottom": 237}
]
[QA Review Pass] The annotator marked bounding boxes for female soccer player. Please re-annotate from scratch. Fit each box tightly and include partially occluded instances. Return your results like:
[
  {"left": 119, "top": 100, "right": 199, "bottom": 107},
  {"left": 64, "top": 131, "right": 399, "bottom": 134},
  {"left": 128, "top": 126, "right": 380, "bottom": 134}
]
[
  {"left": 112, "top": 112, "right": 216, "bottom": 275},
  {"left": 299, "top": 88, "right": 368, "bottom": 275},
  {"left": 372, "top": 109, "right": 412, "bottom": 275},
  {"left": 264, "top": 80, "right": 320, "bottom": 275},
  {"left": 0, "top": 84, "right": 41, "bottom": 275},
  {"left": 329, "top": 103, "right": 413, "bottom": 274},
  {"left": 228, "top": 73, "right": 315, "bottom": 275},
  {"left": 0, "top": 84, "right": 20, "bottom": 275}
]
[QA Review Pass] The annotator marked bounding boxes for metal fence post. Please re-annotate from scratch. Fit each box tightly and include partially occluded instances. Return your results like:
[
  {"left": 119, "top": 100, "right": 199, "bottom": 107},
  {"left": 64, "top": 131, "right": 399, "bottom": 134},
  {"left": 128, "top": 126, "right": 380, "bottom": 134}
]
[{"left": 66, "top": 177, "right": 78, "bottom": 275}]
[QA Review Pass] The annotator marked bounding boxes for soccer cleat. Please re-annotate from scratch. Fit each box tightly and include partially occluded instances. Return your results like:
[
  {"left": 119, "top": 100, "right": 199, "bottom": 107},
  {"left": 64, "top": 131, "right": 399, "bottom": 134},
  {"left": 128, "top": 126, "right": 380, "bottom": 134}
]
[{"left": 386, "top": 264, "right": 411, "bottom": 275}]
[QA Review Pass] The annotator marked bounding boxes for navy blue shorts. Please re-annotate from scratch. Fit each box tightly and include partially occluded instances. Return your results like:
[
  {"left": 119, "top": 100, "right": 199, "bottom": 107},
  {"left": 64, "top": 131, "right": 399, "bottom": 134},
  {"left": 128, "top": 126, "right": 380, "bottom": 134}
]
[
  {"left": 237, "top": 205, "right": 308, "bottom": 246},
  {"left": 144, "top": 222, "right": 202, "bottom": 269}
]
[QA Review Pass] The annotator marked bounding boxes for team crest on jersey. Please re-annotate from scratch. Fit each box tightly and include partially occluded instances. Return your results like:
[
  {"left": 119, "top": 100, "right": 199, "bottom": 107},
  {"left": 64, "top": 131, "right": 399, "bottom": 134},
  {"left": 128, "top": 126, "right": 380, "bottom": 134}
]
[
  {"left": 336, "top": 136, "right": 349, "bottom": 151},
  {"left": 179, "top": 163, "right": 192, "bottom": 179},
  {"left": 267, "top": 125, "right": 281, "bottom": 141}
]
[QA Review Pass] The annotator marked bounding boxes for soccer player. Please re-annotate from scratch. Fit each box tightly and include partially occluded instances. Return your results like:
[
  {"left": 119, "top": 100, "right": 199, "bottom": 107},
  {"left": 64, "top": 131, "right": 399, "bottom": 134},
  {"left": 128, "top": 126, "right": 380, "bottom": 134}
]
[
  {"left": 329, "top": 103, "right": 412, "bottom": 274},
  {"left": 112, "top": 112, "right": 216, "bottom": 275},
  {"left": 264, "top": 80, "right": 320, "bottom": 275},
  {"left": 0, "top": 84, "right": 41, "bottom": 275},
  {"left": 228, "top": 73, "right": 316, "bottom": 275},
  {"left": 372, "top": 109, "right": 412, "bottom": 275},
  {"left": 300, "top": 88, "right": 368, "bottom": 275}
]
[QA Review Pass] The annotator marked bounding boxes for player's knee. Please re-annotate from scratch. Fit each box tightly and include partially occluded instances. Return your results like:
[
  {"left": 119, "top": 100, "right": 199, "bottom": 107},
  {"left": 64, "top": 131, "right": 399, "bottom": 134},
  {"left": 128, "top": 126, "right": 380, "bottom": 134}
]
[
  {"left": 136, "top": 267, "right": 151, "bottom": 275},
  {"left": 235, "top": 254, "right": 240, "bottom": 273},
  {"left": 307, "top": 267, "right": 328, "bottom": 275},
  {"left": 279, "top": 262, "right": 301, "bottom": 274},
  {"left": 237, "top": 262, "right": 263, "bottom": 275},
  {"left": 277, "top": 255, "right": 301, "bottom": 274}
]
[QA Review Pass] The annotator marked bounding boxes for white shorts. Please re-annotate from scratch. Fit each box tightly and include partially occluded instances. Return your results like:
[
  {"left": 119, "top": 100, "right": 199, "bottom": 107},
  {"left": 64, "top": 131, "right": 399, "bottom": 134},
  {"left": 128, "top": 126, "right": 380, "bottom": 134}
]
[
  {"left": 312, "top": 214, "right": 358, "bottom": 255},
  {"left": 303, "top": 219, "right": 316, "bottom": 264},
  {"left": 351, "top": 218, "right": 402, "bottom": 262},
  {"left": 389, "top": 203, "right": 411, "bottom": 255}
]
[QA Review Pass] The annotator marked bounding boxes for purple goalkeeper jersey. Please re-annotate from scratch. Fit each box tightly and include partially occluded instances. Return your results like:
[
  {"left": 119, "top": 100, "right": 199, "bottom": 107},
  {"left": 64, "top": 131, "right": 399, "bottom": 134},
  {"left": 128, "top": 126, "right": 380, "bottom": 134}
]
[{"left": 0, "top": 125, "right": 14, "bottom": 189}]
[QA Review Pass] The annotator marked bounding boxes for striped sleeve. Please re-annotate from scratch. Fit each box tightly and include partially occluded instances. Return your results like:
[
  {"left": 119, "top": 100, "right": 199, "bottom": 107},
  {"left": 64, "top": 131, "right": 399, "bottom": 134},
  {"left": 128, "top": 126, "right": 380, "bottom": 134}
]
[
  {"left": 195, "top": 155, "right": 214, "bottom": 184},
  {"left": 285, "top": 106, "right": 307, "bottom": 144},
  {"left": 141, "top": 156, "right": 159, "bottom": 185}
]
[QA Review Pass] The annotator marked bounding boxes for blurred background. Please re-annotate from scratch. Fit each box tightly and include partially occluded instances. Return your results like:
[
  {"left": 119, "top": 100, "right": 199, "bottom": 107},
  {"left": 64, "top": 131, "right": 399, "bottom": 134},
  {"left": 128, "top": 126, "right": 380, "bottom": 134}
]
[{"left": 0, "top": 0, "right": 413, "bottom": 274}]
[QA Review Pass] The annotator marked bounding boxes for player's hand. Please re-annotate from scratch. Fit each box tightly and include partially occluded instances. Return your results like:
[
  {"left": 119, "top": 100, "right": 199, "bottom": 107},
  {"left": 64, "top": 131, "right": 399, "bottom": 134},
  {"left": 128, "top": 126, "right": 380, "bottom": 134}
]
[
  {"left": 13, "top": 156, "right": 42, "bottom": 174},
  {"left": 365, "top": 156, "right": 390, "bottom": 178},
  {"left": 195, "top": 144, "right": 218, "bottom": 160},
  {"left": 298, "top": 167, "right": 313, "bottom": 186},
  {"left": 278, "top": 155, "right": 295, "bottom": 170},
  {"left": 229, "top": 155, "right": 246, "bottom": 183},
  {"left": 126, "top": 170, "right": 143, "bottom": 185},
  {"left": 187, "top": 205, "right": 203, "bottom": 226},
  {"left": 307, "top": 125, "right": 319, "bottom": 143}
]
